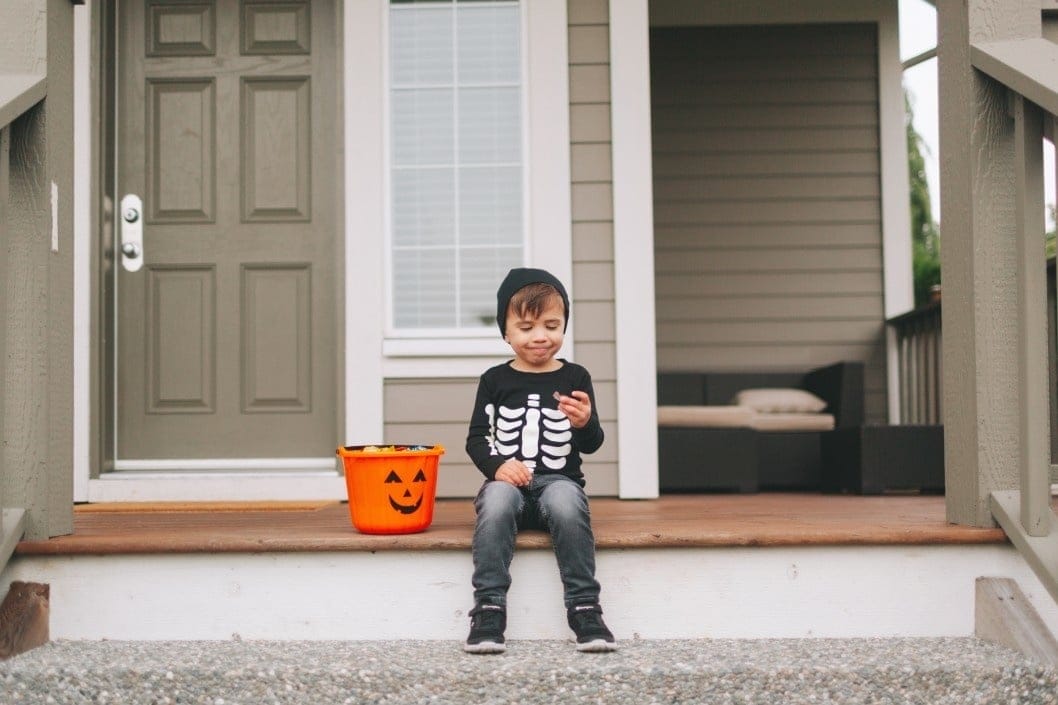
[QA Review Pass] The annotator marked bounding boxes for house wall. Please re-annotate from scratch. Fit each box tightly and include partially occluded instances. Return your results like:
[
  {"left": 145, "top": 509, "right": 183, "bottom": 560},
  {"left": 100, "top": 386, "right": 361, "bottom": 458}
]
[
  {"left": 650, "top": 23, "right": 889, "bottom": 424},
  {"left": 385, "top": 0, "right": 620, "bottom": 498}
]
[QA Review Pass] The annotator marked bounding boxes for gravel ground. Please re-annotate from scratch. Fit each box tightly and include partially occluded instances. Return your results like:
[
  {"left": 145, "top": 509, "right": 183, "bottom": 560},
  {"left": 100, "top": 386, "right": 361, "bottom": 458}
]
[{"left": 0, "top": 637, "right": 1055, "bottom": 705}]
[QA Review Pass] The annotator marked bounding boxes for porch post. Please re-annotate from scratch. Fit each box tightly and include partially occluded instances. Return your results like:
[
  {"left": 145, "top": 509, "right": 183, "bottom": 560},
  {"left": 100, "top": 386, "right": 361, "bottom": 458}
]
[
  {"left": 0, "top": 0, "right": 75, "bottom": 540},
  {"left": 609, "top": 0, "right": 659, "bottom": 498},
  {"left": 0, "top": 126, "right": 7, "bottom": 524},
  {"left": 1012, "top": 95, "right": 1050, "bottom": 535},
  {"left": 45, "top": 0, "right": 75, "bottom": 537},
  {"left": 937, "top": 0, "right": 1041, "bottom": 526}
]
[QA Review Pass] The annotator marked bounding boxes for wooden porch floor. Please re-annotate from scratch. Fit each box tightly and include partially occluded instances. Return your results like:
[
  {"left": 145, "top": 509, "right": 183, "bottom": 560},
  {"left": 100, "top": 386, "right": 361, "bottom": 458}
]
[{"left": 14, "top": 494, "right": 1008, "bottom": 556}]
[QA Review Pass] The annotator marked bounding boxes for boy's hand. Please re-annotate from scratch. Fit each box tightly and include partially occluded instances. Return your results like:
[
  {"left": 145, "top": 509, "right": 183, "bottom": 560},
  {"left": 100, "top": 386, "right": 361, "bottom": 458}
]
[
  {"left": 556, "top": 390, "right": 592, "bottom": 429},
  {"left": 495, "top": 459, "right": 533, "bottom": 487}
]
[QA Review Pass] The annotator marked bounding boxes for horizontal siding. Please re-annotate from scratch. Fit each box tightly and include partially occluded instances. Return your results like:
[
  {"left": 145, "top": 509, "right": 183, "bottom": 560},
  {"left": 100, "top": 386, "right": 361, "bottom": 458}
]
[
  {"left": 574, "top": 341, "right": 617, "bottom": 379},
  {"left": 651, "top": 23, "right": 887, "bottom": 423},
  {"left": 653, "top": 128, "right": 880, "bottom": 153},
  {"left": 651, "top": 23, "right": 878, "bottom": 58},
  {"left": 660, "top": 343, "right": 879, "bottom": 369},
  {"left": 571, "top": 182, "right": 614, "bottom": 221},
  {"left": 384, "top": 379, "right": 477, "bottom": 425},
  {"left": 656, "top": 295, "right": 882, "bottom": 322},
  {"left": 573, "top": 261, "right": 616, "bottom": 299},
  {"left": 657, "top": 320, "right": 884, "bottom": 346},
  {"left": 568, "top": 0, "right": 618, "bottom": 494},
  {"left": 652, "top": 79, "right": 880, "bottom": 106},
  {"left": 569, "top": 64, "right": 611, "bottom": 102},
  {"left": 571, "top": 143, "right": 613, "bottom": 181},
  {"left": 572, "top": 221, "right": 615, "bottom": 259},
  {"left": 656, "top": 223, "right": 882, "bottom": 248},
  {"left": 654, "top": 199, "right": 881, "bottom": 225},
  {"left": 656, "top": 271, "right": 882, "bottom": 297},
  {"left": 654, "top": 175, "right": 880, "bottom": 201},
  {"left": 568, "top": 25, "right": 609, "bottom": 64},
  {"left": 654, "top": 247, "right": 882, "bottom": 273},
  {"left": 573, "top": 301, "right": 617, "bottom": 342},
  {"left": 653, "top": 151, "right": 880, "bottom": 176},
  {"left": 570, "top": 104, "right": 611, "bottom": 142},
  {"left": 655, "top": 56, "right": 879, "bottom": 82},
  {"left": 568, "top": 0, "right": 608, "bottom": 25}
]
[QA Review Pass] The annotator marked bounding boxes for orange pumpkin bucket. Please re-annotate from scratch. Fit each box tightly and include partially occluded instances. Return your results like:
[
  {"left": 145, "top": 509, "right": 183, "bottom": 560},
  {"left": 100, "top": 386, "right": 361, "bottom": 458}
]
[{"left": 336, "top": 445, "right": 445, "bottom": 534}]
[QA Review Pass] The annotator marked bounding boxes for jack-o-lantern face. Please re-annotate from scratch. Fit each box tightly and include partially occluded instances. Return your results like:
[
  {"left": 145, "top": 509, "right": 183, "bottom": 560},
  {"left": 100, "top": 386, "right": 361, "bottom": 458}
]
[{"left": 385, "top": 468, "right": 428, "bottom": 514}]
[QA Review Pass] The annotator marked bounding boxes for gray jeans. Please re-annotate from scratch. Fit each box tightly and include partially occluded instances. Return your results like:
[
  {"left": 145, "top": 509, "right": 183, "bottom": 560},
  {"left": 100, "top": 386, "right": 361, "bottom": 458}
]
[{"left": 471, "top": 472, "right": 601, "bottom": 609}]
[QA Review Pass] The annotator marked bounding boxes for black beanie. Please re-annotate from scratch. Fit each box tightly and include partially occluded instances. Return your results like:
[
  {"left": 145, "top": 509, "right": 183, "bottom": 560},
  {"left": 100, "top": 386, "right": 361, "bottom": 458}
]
[{"left": 496, "top": 267, "right": 570, "bottom": 337}]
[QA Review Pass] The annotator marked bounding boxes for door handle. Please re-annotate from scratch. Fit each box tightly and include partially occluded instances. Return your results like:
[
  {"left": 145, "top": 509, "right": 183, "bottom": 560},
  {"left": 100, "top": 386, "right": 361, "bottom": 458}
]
[{"left": 119, "top": 194, "right": 144, "bottom": 272}]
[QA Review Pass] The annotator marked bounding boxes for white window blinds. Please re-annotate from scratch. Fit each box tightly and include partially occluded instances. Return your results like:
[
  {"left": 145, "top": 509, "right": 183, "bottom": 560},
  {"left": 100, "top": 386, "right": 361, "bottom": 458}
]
[{"left": 389, "top": 0, "right": 524, "bottom": 332}]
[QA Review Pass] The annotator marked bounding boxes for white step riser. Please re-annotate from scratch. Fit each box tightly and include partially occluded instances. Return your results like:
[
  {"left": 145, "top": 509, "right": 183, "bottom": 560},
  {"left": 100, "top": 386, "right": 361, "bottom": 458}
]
[{"left": 3, "top": 545, "right": 1057, "bottom": 641}]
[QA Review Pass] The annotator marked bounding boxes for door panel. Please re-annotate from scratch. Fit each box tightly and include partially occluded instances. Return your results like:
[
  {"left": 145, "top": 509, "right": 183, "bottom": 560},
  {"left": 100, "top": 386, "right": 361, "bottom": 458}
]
[
  {"left": 116, "top": 0, "right": 338, "bottom": 461},
  {"left": 147, "top": 265, "right": 216, "bottom": 414}
]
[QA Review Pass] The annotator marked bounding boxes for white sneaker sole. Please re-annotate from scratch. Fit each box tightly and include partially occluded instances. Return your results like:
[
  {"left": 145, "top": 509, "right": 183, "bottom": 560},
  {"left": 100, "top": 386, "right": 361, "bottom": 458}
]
[
  {"left": 464, "top": 640, "right": 506, "bottom": 654},
  {"left": 575, "top": 638, "right": 618, "bottom": 653}
]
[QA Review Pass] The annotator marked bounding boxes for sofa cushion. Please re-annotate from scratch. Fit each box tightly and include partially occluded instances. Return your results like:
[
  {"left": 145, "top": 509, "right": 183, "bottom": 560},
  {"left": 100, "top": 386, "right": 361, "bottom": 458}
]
[
  {"left": 732, "top": 387, "right": 828, "bottom": 414},
  {"left": 657, "top": 405, "right": 754, "bottom": 428}
]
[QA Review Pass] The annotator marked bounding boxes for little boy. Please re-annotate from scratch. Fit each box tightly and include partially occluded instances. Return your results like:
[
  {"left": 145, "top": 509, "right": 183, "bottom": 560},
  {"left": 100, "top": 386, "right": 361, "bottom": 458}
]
[{"left": 463, "top": 267, "right": 616, "bottom": 654}]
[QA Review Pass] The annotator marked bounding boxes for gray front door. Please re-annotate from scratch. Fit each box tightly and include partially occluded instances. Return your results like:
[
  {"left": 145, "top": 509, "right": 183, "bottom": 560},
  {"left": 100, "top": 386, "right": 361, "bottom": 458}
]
[{"left": 114, "top": 0, "right": 339, "bottom": 463}]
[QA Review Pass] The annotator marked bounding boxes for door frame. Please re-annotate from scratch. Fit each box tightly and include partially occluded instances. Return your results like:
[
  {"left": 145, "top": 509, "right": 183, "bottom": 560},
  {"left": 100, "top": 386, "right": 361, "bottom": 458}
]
[{"left": 75, "top": 0, "right": 347, "bottom": 502}]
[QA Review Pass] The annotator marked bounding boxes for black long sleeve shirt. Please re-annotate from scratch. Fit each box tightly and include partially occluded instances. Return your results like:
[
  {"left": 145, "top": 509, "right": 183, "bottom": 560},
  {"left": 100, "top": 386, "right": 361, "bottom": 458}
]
[{"left": 465, "top": 360, "right": 604, "bottom": 487}]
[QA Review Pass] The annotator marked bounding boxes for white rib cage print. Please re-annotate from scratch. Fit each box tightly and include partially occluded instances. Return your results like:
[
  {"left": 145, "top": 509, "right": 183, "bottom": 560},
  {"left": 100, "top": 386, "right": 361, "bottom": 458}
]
[{"left": 485, "top": 393, "right": 572, "bottom": 470}]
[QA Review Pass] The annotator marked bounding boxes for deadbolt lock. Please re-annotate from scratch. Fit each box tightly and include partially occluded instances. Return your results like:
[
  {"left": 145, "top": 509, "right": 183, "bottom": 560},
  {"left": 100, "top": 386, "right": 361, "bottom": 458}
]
[{"left": 119, "top": 194, "right": 144, "bottom": 272}]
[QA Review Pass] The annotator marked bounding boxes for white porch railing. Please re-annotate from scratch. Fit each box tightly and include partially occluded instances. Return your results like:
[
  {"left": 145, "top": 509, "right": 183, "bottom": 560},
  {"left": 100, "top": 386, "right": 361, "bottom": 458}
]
[
  {"left": 0, "top": 74, "right": 45, "bottom": 571},
  {"left": 887, "top": 300, "right": 944, "bottom": 425},
  {"left": 969, "top": 36, "right": 1058, "bottom": 603}
]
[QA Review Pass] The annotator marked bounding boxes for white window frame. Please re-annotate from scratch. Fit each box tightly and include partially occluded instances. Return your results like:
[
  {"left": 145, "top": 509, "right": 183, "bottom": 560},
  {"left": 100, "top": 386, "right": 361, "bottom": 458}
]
[{"left": 379, "top": 0, "right": 573, "bottom": 369}]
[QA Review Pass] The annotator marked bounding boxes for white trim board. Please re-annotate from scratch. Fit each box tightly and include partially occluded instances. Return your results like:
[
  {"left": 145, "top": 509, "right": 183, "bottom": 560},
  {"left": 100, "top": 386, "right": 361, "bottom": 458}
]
[
  {"left": 610, "top": 0, "right": 659, "bottom": 498},
  {"left": 343, "top": 0, "right": 386, "bottom": 447},
  {"left": 87, "top": 473, "right": 346, "bottom": 503},
  {"left": 112, "top": 458, "right": 336, "bottom": 471},
  {"left": 6, "top": 544, "right": 1056, "bottom": 640},
  {"left": 73, "top": 1, "right": 92, "bottom": 502}
]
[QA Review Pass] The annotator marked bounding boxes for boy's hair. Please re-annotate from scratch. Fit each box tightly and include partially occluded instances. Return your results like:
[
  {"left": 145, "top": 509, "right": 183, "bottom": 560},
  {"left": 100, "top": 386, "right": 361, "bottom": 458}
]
[{"left": 507, "top": 283, "right": 565, "bottom": 325}]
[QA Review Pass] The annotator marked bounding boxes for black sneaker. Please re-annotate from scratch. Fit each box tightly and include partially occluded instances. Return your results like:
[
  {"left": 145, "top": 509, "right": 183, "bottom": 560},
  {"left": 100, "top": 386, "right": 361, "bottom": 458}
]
[
  {"left": 567, "top": 604, "right": 617, "bottom": 652},
  {"left": 464, "top": 603, "right": 506, "bottom": 654}
]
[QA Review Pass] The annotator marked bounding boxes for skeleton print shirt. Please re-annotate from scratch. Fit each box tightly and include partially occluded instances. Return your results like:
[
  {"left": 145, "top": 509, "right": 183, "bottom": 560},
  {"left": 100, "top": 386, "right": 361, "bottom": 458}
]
[{"left": 466, "top": 360, "right": 604, "bottom": 486}]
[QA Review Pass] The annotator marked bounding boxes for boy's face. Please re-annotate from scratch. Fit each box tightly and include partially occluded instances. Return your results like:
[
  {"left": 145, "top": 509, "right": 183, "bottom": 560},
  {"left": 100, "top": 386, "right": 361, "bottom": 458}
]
[{"left": 504, "top": 296, "right": 565, "bottom": 371}]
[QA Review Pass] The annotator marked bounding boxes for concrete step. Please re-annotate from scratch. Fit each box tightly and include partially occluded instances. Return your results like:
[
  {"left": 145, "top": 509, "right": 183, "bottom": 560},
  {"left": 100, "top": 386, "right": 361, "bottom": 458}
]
[{"left": 1, "top": 638, "right": 1055, "bottom": 704}]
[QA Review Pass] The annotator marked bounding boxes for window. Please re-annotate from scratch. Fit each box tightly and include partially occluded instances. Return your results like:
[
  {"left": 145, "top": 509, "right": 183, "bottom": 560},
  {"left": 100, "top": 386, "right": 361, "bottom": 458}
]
[{"left": 388, "top": 0, "right": 525, "bottom": 335}]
